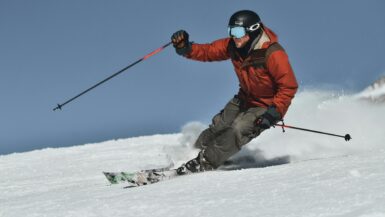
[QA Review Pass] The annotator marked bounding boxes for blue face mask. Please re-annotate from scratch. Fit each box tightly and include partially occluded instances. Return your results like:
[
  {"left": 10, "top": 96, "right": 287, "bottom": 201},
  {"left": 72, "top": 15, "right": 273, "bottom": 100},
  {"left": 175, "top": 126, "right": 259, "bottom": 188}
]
[{"left": 228, "top": 26, "right": 246, "bottom": 39}]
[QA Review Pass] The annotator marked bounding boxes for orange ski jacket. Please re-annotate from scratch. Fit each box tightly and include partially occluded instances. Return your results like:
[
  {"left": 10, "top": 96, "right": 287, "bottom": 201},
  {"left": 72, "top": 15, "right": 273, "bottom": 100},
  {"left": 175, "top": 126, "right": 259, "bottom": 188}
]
[{"left": 184, "top": 26, "right": 298, "bottom": 117}]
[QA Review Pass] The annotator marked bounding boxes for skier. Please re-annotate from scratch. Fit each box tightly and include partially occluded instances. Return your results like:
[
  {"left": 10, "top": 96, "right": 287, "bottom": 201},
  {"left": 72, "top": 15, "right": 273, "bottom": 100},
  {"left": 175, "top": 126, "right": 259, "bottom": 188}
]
[{"left": 172, "top": 10, "right": 298, "bottom": 175}]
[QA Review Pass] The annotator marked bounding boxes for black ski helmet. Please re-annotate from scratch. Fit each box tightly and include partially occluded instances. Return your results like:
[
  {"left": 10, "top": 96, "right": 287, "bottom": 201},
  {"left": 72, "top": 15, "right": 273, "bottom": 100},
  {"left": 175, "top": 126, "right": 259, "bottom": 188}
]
[{"left": 228, "top": 10, "right": 262, "bottom": 37}]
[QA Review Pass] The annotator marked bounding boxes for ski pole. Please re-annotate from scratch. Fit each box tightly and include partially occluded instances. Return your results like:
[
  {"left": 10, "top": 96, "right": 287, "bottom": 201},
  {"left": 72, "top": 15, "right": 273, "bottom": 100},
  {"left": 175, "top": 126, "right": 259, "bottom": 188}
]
[
  {"left": 53, "top": 42, "right": 173, "bottom": 111},
  {"left": 275, "top": 123, "right": 352, "bottom": 141}
]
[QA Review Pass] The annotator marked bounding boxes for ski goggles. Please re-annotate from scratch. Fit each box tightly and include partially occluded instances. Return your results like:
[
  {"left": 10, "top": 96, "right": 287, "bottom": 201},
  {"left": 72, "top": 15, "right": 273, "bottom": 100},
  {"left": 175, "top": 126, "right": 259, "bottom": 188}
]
[{"left": 228, "top": 23, "right": 261, "bottom": 39}]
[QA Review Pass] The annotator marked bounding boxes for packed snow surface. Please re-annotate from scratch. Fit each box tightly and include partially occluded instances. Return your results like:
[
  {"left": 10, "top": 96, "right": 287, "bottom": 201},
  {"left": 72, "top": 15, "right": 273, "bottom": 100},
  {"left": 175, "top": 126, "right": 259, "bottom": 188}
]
[{"left": 1, "top": 90, "right": 385, "bottom": 217}]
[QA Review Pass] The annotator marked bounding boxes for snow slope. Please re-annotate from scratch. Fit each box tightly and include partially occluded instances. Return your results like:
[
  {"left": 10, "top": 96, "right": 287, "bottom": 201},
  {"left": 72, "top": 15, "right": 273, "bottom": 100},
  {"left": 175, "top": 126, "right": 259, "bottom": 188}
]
[{"left": 1, "top": 89, "right": 385, "bottom": 217}]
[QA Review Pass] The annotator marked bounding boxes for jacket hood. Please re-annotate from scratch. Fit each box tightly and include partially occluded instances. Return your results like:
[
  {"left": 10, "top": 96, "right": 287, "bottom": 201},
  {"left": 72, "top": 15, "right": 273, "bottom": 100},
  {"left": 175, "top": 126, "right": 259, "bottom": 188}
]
[
  {"left": 250, "top": 24, "right": 279, "bottom": 50},
  {"left": 263, "top": 25, "right": 278, "bottom": 43}
]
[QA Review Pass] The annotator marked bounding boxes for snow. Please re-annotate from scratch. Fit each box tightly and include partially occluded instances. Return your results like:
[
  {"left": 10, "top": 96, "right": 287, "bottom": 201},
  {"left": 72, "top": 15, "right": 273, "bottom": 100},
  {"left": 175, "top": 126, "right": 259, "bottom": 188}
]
[
  {"left": 356, "top": 76, "right": 385, "bottom": 101},
  {"left": 1, "top": 90, "right": 385, "bottom": 217},
  {"left": 359, "top": 85, "right": 385, "bottom": 99}
]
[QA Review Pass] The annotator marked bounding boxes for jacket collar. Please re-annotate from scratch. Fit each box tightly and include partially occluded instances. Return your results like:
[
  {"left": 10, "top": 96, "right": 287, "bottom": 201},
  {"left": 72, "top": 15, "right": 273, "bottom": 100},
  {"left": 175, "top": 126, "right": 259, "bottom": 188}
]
[
  {"left": 249, "top": 30, "right": 269, "bottom": 52},
  {"left": 249, "top": 25, "right": 278, "bottom": 52}
]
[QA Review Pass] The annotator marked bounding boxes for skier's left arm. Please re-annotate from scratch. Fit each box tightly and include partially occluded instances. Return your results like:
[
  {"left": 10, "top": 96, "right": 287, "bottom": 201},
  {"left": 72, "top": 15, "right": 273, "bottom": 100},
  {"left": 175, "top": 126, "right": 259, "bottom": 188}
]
[{"left": 267, "top": 50, "right": 298, "bottom": 118}]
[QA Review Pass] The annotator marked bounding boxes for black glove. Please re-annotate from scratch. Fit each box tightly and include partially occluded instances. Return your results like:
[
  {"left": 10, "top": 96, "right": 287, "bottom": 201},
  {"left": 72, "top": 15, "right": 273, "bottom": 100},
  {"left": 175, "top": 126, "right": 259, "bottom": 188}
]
[
  {"left": 256, "top": 106, "right": 281, "bottom": 129},
  {"left": 171, "top": 30, "right": 192, "bottom": 56}
]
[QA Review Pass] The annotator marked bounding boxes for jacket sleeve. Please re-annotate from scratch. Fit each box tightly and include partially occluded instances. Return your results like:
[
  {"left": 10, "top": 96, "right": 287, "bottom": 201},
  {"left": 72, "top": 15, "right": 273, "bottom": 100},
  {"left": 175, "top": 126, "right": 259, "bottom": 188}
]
[
  {"left": 184, "top": 38, "right": 231, "bottom": 62},
  {"left": 266, "top": 50, "right": 298, "bottom": 118}
]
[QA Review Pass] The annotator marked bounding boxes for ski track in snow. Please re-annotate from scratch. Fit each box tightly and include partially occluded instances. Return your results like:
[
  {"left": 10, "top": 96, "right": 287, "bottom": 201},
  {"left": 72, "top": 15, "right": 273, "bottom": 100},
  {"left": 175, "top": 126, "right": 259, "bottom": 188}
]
[{"left": 1, "top": 90, "right": 385, "bottom": 217}]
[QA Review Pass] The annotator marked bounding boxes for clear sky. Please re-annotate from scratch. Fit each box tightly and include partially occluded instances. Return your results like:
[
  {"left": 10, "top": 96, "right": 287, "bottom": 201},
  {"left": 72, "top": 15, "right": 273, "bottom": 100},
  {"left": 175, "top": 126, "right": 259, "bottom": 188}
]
[{"left": 1, "top": 0, "right": 384, "bottom": 155}]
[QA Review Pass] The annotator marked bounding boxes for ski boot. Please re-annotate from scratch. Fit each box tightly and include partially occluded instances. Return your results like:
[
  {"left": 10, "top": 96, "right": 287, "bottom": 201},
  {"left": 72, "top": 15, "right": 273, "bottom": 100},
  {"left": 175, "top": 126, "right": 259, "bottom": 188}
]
[{"left": 176, "top": 151, "right": 214, "bottom": 175}]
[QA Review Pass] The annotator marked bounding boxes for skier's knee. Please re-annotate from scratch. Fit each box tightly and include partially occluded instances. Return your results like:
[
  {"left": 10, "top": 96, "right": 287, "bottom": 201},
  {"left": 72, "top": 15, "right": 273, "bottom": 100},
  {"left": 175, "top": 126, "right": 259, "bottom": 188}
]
[
  {"left": 231, "top": 120, "right": 247, "bottom": 136},
  {"left": 210, "top": 112, "right": 231, "bottom": 133}
]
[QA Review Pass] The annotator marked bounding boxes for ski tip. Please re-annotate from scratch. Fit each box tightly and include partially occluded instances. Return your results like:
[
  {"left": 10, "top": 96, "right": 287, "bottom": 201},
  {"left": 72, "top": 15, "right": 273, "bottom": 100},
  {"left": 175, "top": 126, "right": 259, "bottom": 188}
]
[{"left": 102, "top": 172, "right": 118, "bottom": 185}]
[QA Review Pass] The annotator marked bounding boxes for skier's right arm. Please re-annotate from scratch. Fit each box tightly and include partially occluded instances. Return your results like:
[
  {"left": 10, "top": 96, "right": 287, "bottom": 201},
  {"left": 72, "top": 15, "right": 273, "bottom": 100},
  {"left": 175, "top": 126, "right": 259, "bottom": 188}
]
[{"left": 171, "top": 30, "right": 230, "bottom": 62}]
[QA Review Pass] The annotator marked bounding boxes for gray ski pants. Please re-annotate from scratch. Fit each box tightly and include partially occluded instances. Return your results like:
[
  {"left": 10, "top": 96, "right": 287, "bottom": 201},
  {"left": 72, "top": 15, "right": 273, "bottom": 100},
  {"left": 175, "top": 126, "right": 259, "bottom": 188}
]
[{"left": 195, "top": 95, "right": 267, "bottom": 168}]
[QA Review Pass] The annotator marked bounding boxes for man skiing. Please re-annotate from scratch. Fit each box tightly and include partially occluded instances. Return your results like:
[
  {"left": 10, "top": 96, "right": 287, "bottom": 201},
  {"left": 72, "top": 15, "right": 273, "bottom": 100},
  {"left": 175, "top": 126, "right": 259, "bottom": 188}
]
[{"left": 171, "top": 10, "right": 298, "bottom": 175}]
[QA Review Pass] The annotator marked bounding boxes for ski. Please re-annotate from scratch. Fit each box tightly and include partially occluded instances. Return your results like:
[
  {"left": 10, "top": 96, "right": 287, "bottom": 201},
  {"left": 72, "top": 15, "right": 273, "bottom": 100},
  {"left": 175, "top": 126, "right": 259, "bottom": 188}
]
[{"left": 103, "top": 164, "right": 179, "bottom": 187}]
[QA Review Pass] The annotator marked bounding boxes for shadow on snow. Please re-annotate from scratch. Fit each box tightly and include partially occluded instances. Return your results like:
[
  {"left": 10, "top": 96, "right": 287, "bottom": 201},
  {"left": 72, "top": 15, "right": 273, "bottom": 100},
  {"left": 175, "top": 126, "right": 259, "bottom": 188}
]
[{"left": 219, "top": 148, "right": 290, "bottom": 171}]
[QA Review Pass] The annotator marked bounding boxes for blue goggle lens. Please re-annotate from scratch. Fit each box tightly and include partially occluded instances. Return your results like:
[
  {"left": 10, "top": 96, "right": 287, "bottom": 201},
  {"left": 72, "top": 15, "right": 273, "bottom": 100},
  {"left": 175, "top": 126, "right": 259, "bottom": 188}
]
[{"left": 228, "top": 26, "right": 246, "bottom": 39}]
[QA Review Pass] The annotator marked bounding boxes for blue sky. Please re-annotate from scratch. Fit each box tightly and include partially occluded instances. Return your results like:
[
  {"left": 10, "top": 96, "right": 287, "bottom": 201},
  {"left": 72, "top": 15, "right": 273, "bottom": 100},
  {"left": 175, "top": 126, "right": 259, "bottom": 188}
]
[{"left": 1, "top": 0, "right": 384, "bottom": 155}]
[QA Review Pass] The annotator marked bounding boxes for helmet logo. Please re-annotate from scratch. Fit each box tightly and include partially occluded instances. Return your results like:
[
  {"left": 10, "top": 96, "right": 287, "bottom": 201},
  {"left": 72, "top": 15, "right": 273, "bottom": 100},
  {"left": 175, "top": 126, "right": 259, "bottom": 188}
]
[
  {"left": 247, "top": 23, "right": 260, "bottom": 32},
  {"left": 235, "top": 21, "right": 243, "bottom": 26}
]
